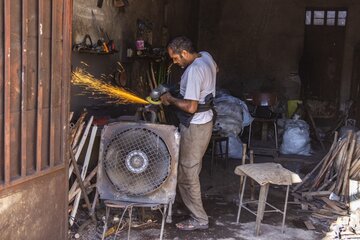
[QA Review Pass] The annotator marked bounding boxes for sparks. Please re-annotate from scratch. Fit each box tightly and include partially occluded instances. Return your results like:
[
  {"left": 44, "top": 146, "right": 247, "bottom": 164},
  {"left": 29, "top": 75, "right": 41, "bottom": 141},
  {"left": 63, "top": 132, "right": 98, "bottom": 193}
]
[{"left": 71, "top": 68, "right": 149, "bottom": 105}]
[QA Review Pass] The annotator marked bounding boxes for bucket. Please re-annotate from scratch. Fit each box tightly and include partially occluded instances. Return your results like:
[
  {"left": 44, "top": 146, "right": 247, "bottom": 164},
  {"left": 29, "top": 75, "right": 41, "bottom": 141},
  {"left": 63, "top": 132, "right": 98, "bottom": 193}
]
[{"left": 287, "top": 100, "right": 302, "bottom": 118}]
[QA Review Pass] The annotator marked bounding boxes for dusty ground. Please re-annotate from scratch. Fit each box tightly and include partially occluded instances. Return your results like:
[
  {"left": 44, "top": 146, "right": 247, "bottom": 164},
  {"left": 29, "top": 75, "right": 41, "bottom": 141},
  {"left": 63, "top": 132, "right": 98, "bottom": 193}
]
[{"left": 69, "top": 154, "right": 325, "bottom": 240}]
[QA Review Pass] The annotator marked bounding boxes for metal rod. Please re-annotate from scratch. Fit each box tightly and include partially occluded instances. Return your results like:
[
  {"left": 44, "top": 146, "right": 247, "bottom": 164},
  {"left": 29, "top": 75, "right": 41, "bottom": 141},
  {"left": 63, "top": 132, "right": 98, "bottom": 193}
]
[
  {"left": 237, "top": 176, "right": 247, "bottom": 223},
  {"left": 282, "top": 185, "right": 290, "bottom": 233},
  {"left": 159, "top": 204, "right": 168, "bottom": 240},
  {"left": 127, "top": 206, "right": 133, "bottom": 240},
  {"left": 101, "top": 207, "right": 110, "bottom": 240}
]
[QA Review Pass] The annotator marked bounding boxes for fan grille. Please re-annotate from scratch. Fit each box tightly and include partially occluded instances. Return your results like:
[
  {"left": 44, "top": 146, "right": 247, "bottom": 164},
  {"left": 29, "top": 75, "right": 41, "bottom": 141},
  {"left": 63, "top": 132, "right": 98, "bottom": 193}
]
[{"left": 103, "top": 127, "right": 171, "bottom": 196}]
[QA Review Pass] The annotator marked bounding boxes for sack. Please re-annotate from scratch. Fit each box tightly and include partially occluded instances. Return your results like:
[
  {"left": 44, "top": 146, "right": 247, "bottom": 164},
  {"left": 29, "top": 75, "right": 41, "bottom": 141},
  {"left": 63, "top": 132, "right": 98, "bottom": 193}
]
[{"left": 280, "top": 119, "right": 311, "bottom": 156}]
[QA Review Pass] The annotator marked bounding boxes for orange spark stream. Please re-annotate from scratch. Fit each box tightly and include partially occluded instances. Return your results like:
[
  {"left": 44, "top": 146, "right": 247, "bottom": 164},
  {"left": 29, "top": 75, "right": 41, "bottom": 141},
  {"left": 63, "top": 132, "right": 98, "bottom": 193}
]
[{"left": 71, "top": 68, "right": 149, "bottom": 105}]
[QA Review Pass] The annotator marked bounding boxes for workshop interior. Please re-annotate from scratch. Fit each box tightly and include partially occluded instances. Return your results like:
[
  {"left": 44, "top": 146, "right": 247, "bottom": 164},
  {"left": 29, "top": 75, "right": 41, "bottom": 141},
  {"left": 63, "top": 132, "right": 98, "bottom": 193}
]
[{"left": 2, "top": 0, "right": 360, "bottom": 239}]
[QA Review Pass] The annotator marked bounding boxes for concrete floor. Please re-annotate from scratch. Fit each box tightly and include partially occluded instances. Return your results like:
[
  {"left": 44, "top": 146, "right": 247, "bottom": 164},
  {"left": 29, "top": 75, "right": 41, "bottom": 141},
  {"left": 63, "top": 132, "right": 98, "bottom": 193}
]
[{"left": 70, "top": 154, "right": 325, "bottom": 240}]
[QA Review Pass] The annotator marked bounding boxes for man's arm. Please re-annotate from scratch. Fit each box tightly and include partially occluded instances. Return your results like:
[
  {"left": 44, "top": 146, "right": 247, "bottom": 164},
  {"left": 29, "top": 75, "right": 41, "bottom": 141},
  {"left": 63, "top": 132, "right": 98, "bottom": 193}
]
[{"left": 160, "top": 92, "right": 198, "bottom": 114}]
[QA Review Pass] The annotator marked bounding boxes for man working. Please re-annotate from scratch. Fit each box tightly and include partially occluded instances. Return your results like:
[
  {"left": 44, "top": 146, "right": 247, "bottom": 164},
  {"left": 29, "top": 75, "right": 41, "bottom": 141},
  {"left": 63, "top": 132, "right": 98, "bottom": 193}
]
[{"left": 160, "top": 36, "right": 217, "bottom": 231}]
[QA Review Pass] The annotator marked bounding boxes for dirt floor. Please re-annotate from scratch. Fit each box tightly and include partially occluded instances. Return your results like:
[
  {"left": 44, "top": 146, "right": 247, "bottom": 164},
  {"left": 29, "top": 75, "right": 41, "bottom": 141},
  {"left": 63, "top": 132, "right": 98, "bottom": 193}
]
[{"left": 69, "top": 152, "right": 326, "bottom": 240}]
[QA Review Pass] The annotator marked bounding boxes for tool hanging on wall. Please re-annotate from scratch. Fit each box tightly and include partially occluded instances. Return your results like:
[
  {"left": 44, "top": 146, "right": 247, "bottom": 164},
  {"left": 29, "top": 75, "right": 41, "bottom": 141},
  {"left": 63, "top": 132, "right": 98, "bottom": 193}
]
[{"left": 114, "top": 62, "right": 127, "bottom": 87}]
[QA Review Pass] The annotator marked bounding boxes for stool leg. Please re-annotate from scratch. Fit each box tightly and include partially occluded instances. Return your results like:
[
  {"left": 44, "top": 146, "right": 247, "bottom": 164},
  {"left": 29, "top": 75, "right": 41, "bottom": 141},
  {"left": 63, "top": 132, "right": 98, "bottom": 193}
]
[
  {"left": 255, "top": 183, "right": 269, "bottom": 236},
  {"left": 236, "top": 176, "right": 247, "bottom": 224},
  {"left": 281, "top": 185, "right": 290, "bottom": 233},
  {"left": 166, "top": 202, "right": 173, "bottom": 223},
  {"left": 159, "top": 204, "right": 168, "bottom": 240},
  {"left": 101, "top": 206, "right": 110, "bottom": 240}
]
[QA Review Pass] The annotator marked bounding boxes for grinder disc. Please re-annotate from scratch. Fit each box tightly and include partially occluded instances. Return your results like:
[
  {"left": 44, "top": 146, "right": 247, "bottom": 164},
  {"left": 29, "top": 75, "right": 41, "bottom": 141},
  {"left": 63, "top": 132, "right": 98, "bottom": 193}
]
[{"left": 146, "top": 96, "right": 162, "bottom": 105}]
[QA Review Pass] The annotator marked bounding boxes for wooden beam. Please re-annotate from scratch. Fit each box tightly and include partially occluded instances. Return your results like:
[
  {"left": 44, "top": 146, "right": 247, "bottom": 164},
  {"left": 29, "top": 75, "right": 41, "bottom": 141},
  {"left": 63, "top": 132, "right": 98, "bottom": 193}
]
[
  {"left": 21, "top": 0, "right": 29, "bottom": 177},
  {"left": 4, "top": 0, "right": 11, "bottom": 184},
  {"left": 36, "top": 0, "right": 44, "bottom": 172}
]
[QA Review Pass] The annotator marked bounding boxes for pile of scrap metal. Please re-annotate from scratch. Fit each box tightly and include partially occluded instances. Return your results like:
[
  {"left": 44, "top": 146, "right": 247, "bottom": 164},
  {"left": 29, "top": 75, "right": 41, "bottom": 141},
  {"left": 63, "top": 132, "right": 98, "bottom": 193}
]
[
  {"left": 292, "top": 130, "right": 360, "bottom": 237},
  {"left": 68, "top": 111, "right": 98, "bottom": 227}
]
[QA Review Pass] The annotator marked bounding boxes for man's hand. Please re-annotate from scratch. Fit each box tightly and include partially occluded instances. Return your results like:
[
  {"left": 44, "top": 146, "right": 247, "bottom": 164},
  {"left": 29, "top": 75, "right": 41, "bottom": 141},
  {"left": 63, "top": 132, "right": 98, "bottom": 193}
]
[{"left": 160, "top": 92, "right": 172, "bottom": 106}]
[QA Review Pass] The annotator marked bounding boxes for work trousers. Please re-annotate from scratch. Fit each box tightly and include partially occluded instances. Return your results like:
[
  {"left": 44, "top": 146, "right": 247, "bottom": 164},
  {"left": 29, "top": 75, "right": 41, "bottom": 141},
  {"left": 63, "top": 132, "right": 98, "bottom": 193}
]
[{"left": 178, "top": 120, "right": 213, "bottom": 224}]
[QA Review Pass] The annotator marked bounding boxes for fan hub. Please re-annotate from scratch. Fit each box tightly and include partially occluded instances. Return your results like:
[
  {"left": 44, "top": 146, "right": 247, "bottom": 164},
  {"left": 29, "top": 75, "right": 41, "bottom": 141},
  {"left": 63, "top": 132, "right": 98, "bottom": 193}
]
[{"left": 125, "top": 150, "right": 149, "bottom": 174}]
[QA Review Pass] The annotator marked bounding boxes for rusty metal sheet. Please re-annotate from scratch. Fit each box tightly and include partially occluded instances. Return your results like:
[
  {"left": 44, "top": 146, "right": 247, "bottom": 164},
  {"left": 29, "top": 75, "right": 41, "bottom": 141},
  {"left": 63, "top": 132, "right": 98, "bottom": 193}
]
[{"left": 0, "top": 169, "right": 67, "bottom": 240}]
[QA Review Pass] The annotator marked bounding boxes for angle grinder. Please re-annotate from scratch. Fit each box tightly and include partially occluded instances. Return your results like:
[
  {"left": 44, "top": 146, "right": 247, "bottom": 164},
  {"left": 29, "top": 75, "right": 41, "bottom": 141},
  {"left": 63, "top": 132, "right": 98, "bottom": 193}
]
[{"left": 146, "top": 84, "right": 171, "bottom": 105}]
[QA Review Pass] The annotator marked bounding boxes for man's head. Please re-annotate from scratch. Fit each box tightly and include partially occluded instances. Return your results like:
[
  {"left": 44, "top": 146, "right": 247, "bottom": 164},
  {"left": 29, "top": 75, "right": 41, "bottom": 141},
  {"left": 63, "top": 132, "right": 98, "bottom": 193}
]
[{"left": 167, "top": 36, "right": 197, "bottom": 68}]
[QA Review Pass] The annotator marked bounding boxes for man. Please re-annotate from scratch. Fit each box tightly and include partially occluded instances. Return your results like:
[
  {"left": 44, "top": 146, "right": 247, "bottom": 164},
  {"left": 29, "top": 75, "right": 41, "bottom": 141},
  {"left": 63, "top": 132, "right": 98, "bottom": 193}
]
[{"left": 160, "top": 36, "right": 217, "bottom": 231}]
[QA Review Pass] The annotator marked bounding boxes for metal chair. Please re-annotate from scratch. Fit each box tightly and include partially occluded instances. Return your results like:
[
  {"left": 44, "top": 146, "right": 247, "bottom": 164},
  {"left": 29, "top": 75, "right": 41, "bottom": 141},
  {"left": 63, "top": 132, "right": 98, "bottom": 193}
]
[
  {"left": 248, "top": 92, "right": 278, "bottom": 157},
  {"left": 101, "top": 200, "right": 169, "bottom": 240}
]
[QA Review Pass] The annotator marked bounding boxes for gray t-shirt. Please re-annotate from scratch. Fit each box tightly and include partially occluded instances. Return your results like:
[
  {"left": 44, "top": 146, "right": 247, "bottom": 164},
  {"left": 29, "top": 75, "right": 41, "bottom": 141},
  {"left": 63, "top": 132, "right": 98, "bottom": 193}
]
[{"left": 180, "top": 51, "right": 217, "bottom": 124}]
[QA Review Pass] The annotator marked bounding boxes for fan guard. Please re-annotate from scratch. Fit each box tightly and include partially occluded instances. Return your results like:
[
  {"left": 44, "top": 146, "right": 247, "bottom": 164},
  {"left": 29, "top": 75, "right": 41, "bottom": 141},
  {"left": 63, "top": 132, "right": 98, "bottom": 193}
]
[{"left": 103, "top": 127, "right": 171, "bottom": 196}]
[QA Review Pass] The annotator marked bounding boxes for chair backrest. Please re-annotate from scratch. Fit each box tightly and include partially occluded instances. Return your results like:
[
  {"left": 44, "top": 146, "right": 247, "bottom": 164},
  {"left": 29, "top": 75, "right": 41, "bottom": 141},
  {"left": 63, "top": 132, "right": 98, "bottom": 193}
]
[
  {"left": 252, "top": 92, "right": 277, "bottom": 107},
  {"left": 251, "top": 92, "right": 278, "bottom": 119}
]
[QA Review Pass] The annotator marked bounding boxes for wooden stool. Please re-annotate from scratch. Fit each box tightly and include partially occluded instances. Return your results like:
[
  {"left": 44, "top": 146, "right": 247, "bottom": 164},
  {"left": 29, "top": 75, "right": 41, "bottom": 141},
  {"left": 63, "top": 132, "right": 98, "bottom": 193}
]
[{"left": 234, "top": 163, "right": 301, "bottom": 236}]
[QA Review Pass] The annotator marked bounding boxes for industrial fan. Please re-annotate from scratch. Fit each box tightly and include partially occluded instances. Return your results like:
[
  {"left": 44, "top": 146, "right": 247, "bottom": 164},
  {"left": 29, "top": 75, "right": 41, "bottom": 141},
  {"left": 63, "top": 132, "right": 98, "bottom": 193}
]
[{"left": 97, "top": 121, "right": 180, "bottom": 204}]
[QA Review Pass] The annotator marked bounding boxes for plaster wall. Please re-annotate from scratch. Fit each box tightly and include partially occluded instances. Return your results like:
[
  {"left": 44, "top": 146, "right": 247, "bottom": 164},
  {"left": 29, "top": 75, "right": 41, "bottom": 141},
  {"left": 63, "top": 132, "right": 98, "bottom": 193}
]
[
  {"left": 198, "top": 0, "right": 360, "bottom": 107},
  {"left": 71, "top": 0, "right": 199, "bottom": 114}
]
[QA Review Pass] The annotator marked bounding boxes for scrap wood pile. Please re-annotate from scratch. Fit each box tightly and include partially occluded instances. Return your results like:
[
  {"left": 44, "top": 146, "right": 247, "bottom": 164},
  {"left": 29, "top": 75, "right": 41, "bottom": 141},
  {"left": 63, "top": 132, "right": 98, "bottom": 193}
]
[
  {"left": 292, "top": 130, "right": 360, "bottom": 235},
  {"left": 323, "top": 210, "right": 360, "bottom": 239},
  {"left": 68, "top": 111, "right": 99, "bottom": 226}
]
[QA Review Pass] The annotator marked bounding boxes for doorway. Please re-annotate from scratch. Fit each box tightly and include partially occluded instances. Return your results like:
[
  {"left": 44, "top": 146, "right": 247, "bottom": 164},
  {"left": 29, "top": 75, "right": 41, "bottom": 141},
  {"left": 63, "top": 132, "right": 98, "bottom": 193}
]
[{"left": 301, "top": 9, "right": 347, "bottom": 103}]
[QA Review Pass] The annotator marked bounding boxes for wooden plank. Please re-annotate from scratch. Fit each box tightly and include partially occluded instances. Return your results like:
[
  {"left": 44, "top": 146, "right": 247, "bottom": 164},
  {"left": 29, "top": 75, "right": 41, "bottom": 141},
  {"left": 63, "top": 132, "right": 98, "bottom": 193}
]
[
  {"left": 61, "top": 0, "right": 72, "bottom": 167},
  {"left": 68, "top": 116, "right": 94, "bottom": 179},
  {"left": 0, "top": 0, "right": 4, "bottom": 184},
  {"left": 302, "top": 191, "right": 331, "bottom": 198},
  {"left": 304, "top": 221, "right": 316, "bottom": 230},
  {"left": 41, "top": 0, "right": 51, "bottom": 169},
  {"left": 9, "top": 0, "right": 22, "bottom": 180},
  {"left": 25, "top": 0, "right": 38, "bottom": 174},
  {"left": 36, "top": 0, "right": 44, "bottom": 172},
  {"left": 62, "top": 0, "right": 73, "bottom": 232},
  {"left": 21, "top": 0, "right": 28, "bottom": 177},
  {"left": 320, "top": 197, "right": 345, "bottom": 212},
  {"left": 50, "top": 0, "right": 64, "bottom": 167},
  {"left": 49, "top": 0, "right": 55, "bottom": 168},
  {"left": 69, "top": 126, "right": 98, "bottom": 226},
  {"left": 4, "top": 0, "right": 11, "bottom": 184}
]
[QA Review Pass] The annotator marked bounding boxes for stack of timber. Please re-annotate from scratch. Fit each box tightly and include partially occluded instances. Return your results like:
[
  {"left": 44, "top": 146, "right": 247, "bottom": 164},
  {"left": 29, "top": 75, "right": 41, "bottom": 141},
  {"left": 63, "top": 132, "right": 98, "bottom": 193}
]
[
  {"left": 68, "top": 111, "right": 98, "bottom": 226},
  {"left": 292, "top": 130, "right": 360, "bottom": 236}
]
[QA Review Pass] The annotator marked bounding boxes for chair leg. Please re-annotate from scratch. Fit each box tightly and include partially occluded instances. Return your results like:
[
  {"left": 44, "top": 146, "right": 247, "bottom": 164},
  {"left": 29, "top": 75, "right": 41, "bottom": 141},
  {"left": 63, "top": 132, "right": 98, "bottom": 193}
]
[
  {"left": 274, "top": 121, "right": 278, "bottom": 149},
  {"left": 236, "top": 176, "right": 247, "bottom": 224},
  {"left": 101, "top": 206, "right": 110, "bottom": 240},
  {"left": 255, "top": 183, "right": 269, "bottom": 236},
  {"left": 248, "top": 123, "right": 252, "bottom": 148},
  {"left": 159, "top": 204, "right": 168, "bottom": 240},
  {"left": 281, "top": 185, "right": 290, "bottom": 233}
]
